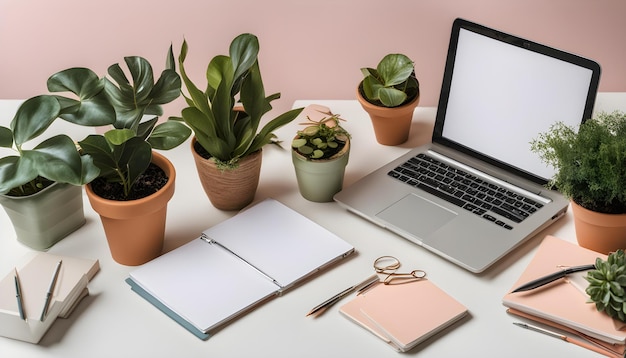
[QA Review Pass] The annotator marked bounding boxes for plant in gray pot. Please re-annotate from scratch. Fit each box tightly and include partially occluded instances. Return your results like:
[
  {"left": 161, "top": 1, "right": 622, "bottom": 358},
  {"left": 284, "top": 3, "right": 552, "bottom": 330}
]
[
  {"left": 291, "top": 108, "right": 351, "bottom": 202},
  {"left": 0, "top": 93, "right": 110, "bottom": 250}
]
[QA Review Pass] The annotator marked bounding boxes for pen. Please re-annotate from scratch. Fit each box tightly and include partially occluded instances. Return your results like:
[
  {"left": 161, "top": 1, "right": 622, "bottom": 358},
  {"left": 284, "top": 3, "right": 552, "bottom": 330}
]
[
  {"left": 513, "top": 322, "right": 613, "bottom": 356},
  {"left": 40, "top": 260, "right": 62, "bottom": 321},
  {"left": 14, "top": 270, "right": 25, "bottom": 320},
  {"left": 511, "top": 264, "right": 595, "bottom": 293},
  {"left": 306, "top": 274, "right": 379, "bottom": 317}
]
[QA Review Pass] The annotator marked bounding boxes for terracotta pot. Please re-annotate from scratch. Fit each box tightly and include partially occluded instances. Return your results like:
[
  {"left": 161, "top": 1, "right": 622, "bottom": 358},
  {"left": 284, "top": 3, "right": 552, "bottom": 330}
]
[
  {"left": 0, "top": 182, "right": 85, "bottom": 250},
  {"left": 292, "top": 139, "right": 350, "bottom": 202},
  {"left": 571, "top": 200, "right": 626, "bottom": 254},
  {"left": 356, "top": 84, "right": 419, "bottom": 146},
  {"left": 86, "top": 151, "right": 175, "bottom": 266},
  {"left": 191, "top": 137, "right": 262, "bottom": 211}
]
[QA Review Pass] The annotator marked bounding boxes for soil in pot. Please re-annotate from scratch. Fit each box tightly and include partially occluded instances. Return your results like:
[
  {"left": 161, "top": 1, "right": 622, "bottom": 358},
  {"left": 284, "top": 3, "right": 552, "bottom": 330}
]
[{"left": 90, "top": 163, "right": 168, "bottom": 201}]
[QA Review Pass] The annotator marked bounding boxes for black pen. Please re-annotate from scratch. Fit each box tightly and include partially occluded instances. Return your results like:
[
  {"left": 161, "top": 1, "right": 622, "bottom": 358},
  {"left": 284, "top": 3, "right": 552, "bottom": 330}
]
[{"left": 511, "top": 264, "right": 595, "bottom": 293}]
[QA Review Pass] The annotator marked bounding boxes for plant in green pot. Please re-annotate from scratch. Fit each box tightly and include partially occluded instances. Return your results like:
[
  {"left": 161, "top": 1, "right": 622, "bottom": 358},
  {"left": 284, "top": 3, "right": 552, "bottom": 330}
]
[
  {"left": 357, "top": 53, "right": 420, "bottom": 146},
  {"left": 0, "top": 95, "right": 107, "bottom": 250},
  {"left": 531, "top": 110, "right": 626, "bottom": 254},
  {"left": 176, "top": 33, "right": 303, "bottom": 210},
  {"left": 70, "top": 48, "right": 191, "bottom": 265},
  {"left": 291, "top": 106, "right": 350, "bottom": 202}
]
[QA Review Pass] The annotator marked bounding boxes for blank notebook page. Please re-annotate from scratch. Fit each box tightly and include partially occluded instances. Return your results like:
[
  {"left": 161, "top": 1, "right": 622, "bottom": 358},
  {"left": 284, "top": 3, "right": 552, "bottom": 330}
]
[
  {"left": 204, "top": 199, "right": 354, "bottom": 288},
  {"left": 128, "top": 239, "right": 279, "bottom": 332}
]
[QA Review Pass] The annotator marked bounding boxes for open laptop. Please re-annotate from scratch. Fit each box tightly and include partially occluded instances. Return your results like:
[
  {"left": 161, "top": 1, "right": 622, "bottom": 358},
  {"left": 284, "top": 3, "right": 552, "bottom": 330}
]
[{"left": 334, "top": 18, "right": 601, "bottom": 273}]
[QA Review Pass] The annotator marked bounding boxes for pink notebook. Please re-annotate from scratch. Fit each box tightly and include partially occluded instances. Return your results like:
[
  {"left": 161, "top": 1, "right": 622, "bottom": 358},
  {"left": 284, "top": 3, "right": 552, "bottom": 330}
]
[
  {"left": 503, "top": 235, "right": 626, "bottom": 345},
  {"left": 339, "top": 279, "right": 467, "bottom": 352}
]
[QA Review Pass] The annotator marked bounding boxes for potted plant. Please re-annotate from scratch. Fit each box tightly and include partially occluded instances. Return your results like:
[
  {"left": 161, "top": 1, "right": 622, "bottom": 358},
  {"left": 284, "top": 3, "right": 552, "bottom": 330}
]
[
  {"left": 531, "top": 110, "right": 626, "bottom": 254},
  {"left": 291, "top": 106, "right": 350, "bottom": 202},
  {"left": 0, "top": 94, "right": 107, "bottom": 250},
  {"left": 176, "top": 33, "right": 303, "bottom": 210},
  {"left": 69, "top": 47, "right": 191, "bottom": 265},
  {"left": 356, "top": 53, "right": 420, "bottom": 146}
]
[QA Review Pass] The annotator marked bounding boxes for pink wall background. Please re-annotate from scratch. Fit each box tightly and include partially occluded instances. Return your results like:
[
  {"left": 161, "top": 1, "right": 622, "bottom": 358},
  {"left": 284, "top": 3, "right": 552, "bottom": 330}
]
[{"left": 1, "top": 0, "right": 624, "bottom": 117}]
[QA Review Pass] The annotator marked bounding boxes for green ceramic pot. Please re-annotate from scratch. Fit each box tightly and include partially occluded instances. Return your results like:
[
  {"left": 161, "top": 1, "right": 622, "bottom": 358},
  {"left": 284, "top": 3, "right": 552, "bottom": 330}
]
[
  {"left": 292, "top": 140, "right": 350, "bottom": 202},
  {"left": 0, "top": 182, "right": 85, "bottom": 250}
]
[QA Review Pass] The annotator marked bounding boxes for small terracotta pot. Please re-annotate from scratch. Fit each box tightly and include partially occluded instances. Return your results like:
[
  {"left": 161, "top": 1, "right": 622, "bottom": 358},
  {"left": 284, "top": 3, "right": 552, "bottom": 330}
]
[
  {"left": 86, "top": 151, "right": 175, "bottom": 266},
  {"left": 356, "top": 84, "right": 419, "bottom": 146},
  {"left": 571, "top": 200, "right": 626, "bottom": 254},
  {"left": 191, "top": 137, "right": 262, "bottom": 211}
]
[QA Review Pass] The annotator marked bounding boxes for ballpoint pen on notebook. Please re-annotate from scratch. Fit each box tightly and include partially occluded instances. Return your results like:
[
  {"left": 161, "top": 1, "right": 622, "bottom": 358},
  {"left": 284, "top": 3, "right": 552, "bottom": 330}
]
[
  {"left": 511, "top": 264, "right": 595, "bottom": 293},
  {"left": 40, "top": 260, "right": 62, "bottom": 321},
  {"left": 306, "top": 274, "right": 379, "bottom": 317},
  {"left": 14, "top": 269, "right": 25, "bottom": 320}
]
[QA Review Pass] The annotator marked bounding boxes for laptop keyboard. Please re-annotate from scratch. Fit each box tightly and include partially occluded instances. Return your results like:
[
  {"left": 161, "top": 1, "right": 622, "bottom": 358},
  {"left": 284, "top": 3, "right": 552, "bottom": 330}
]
[{"left": 387, "top": 153, "right": 544, "bottom": 230}]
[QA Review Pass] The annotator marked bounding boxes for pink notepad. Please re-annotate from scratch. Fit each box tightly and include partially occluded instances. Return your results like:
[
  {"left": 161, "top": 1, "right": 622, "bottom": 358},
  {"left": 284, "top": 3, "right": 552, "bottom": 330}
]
[{"left": 340, "top": 279, "right": 467, "bottom": 352}]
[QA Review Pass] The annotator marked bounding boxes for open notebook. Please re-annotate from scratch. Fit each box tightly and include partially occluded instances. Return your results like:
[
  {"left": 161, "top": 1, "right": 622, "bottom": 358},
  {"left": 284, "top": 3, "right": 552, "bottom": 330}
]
[{"left": 127, "top": 199, "right": 355, "bottom": 339}]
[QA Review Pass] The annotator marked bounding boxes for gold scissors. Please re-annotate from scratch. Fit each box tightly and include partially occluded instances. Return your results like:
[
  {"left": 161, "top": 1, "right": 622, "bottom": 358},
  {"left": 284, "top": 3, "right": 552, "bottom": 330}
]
[{"left": 374, "top": 256, "right": 427, "bottom": 285}]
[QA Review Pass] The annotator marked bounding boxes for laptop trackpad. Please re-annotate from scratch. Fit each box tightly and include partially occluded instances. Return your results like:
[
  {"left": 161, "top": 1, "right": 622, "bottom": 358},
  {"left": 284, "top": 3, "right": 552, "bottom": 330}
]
[{"left": 376, "top": 194, "right": 457, "bottom": 238}]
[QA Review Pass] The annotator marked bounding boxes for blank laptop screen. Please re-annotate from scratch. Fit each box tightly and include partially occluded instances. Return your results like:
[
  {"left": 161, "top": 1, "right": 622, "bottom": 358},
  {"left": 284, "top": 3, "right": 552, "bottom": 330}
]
[{"left": 440, "top": 27, "right": 596, "bottom": 182}]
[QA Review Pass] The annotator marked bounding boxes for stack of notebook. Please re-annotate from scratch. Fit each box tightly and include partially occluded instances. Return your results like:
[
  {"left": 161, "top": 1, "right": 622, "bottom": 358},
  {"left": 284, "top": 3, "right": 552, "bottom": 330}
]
[
  {"left": 0, "top": 252, "right": 100, "bottom": 343},
  {"left": 503, "top": 235, "right": 626, "bottom": 357},
  {"left": 340, "top": 278, "right": 468, "bottom": 352}
]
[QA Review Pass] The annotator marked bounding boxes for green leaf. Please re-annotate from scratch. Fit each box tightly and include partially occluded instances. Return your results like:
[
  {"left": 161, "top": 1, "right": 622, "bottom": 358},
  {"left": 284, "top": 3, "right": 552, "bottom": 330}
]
[
  {"left": 378, "top": 87, "right": 407, "bottom": 107},
  {"left": 47, "top": 68, "right": 115, "bottom": 126},
  {"left": 148, "top": 121, "right": 191, "bottom": 150},
  {"left": 104, "top": 129, "right": 136, "bottom": 146},
  {"left": 11, "top": 96, "right": 61, "bottom": 146},
  {"left": 0, "top": 126, "right": 12, "bottom": 148},
  {"left": 25, "top": 135, "right": 99, "bottom": 185},
  {"left": 377, "top": 54, "right": 414, "bottom": 86},
  {"left": 230, "top": 33, "right": 260, "bottom": 81},
  {"left": 0, "top": 156, "right": 37, "bottom": 194}
]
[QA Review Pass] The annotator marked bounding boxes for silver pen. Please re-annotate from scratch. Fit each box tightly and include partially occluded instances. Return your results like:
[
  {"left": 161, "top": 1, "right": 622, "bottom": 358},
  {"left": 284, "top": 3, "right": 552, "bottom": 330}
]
[
  {"left": 306, "top": 274, "right": 379, "bottom": 317},
  {"left": 40, "top": 260, "right": 62, "bottom": 321},
  {"left": 14, "top": 270, "right": 25, "bottom": 320}
]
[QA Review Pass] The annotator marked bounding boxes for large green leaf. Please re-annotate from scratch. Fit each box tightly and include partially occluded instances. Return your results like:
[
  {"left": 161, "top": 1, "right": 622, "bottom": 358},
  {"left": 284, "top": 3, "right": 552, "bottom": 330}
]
[
  {"left": 378, "top": 87, "right": 407, "bottom": 107},
  {"left": 230, "top": 33, "right": 260, "bottom": 81},
  {"left": 0, "top": 156, "right": 37, "bottom": 194},
  {"left": 25, "top": 135, "right": 99, "bottom": 185},
  {"left": 377, "top": 54, "right": 414, "bottom": 86},
  {"left": 78, "top": 134, "right": 118, "bottom": 178},
  {"left": 11, "top": 96, "right": 60, "bottom": 146},
  {"left": 47, "top": 68, "right": 115, "bottom": 126},
  {"left": 148, "top": 121, "right": 191, "bottom": 150}
]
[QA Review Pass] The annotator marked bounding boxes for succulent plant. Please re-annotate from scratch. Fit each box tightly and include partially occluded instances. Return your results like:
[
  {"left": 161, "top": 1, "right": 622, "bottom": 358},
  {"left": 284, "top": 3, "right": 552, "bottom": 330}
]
[
  {"left": 585, "top": 250, "right": 626, "bottom": 322},
  {"left": 291, "top": 112, "right": 350, "bottom": 160}
]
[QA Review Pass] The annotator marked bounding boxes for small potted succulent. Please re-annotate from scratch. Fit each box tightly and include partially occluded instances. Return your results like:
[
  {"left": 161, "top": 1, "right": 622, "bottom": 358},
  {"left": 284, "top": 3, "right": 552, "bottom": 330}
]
[
  {"left": 176, "top": 33, "right": 303, "bottom": 210},
  {"left": 586, "top": 250, "right": 626, "bottom": 322},
  {"left": 0, "top": 95, "right": 106, "bottom": 250},
  {"left": 531, "top": 110, "right": 626, "bottom": 254},
  {"left": 357, "top": 53, "right": 420, "bottom": 146},
  {"left": 291, "top": 106, "right": 350, "bottom": 202}
]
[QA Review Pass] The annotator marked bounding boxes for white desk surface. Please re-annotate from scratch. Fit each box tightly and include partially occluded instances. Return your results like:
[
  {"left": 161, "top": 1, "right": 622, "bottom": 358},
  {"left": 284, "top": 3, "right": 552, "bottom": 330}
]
[{"left": 1, "top": 95, "right": 624, "bottom": 357}]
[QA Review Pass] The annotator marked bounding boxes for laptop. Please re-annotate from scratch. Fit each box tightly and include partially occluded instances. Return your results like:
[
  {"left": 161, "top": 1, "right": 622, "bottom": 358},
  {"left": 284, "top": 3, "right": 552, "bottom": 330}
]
[{"left": 334, "top": 18, "right": 601, "bottom": 273}]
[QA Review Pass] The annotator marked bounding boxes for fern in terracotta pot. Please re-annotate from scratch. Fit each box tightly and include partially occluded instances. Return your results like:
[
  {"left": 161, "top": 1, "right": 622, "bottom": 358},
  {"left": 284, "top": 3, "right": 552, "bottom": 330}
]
[
  {"left": 357, "top": 53, "right": 420, "bottom": 146},
  {"left": 175, "top": 33, "right": 303, "bottom": 210},
  {"left": 531, "top": 110, "right": 626, "bottom": 253}
]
